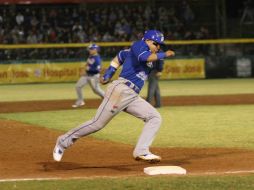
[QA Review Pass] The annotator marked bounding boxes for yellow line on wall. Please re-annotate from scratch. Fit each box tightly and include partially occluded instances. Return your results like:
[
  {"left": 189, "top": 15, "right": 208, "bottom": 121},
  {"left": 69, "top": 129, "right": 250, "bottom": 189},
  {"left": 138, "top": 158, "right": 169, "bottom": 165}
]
[{"left": 0, "top": 38, "right": 254, "bottom": 49}]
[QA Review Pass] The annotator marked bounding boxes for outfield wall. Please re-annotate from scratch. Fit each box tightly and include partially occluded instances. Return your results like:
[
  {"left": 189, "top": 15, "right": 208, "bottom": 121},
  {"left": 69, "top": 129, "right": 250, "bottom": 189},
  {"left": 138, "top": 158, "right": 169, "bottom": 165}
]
[
  {"left": 1, "top": 55, "right": 253, "bottom": 84},
  {"left": 0, "top": 58, "right": 205, "bottom": 84}
]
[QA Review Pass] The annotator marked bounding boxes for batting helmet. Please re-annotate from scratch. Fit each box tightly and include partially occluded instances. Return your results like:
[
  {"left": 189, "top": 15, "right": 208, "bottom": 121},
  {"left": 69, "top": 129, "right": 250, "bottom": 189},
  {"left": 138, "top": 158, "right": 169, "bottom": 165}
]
[
  {"left": 142, "top": 30, "right": 165, "bottom": 45},
  {"left": 87, "top": 44, "right": 100, "bottom": 51}
]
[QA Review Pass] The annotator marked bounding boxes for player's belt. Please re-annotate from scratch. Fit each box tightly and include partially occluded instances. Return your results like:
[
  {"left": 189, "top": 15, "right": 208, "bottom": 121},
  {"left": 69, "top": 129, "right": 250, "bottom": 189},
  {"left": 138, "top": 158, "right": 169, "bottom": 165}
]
[
  {"left": 86, "top": 71, "right": 99, "bottom": 76},
  {"left": 124, "top": 81, "right": 140, "bottom": 94}
]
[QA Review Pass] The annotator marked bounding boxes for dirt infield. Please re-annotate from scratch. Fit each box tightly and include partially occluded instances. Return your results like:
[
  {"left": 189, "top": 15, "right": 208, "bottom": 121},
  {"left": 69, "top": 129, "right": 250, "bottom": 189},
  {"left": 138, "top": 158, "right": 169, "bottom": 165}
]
[
  {"left": 1, "top": 94, "right": 254, "bottom": 113},
  {"left": 1, "top": 94, "right": 254, "bottom": 179}
]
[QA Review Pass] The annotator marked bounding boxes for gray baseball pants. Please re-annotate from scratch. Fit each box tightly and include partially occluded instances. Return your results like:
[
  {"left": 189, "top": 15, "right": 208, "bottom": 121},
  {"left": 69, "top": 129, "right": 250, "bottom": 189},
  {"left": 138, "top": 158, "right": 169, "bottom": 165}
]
[
  {"left": 75, "top": 74, "right": 105, "bottom": 105},
  {"left": 59, "top": 78, "right": 162, "bottom": 157}
]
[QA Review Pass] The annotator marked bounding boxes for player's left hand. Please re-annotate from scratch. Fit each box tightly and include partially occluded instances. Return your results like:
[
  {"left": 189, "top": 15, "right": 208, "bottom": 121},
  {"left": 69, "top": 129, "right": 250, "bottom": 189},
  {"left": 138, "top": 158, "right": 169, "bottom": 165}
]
[
  {"left": 100, "top": 76, "right": 110, "bottom": 85},
  {"left": 165, "top": 50, "right": 175, "bottom": 57}
]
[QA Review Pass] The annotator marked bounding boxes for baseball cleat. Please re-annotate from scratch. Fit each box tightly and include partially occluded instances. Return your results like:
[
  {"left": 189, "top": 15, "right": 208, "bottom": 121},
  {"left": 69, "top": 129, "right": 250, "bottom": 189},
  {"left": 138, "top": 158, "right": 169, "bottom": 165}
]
[
  {"left": 135, "top": 153, "right": 161, "bottom": 163},
  {"left": 72, "top": 101, "right": 85, "bottom": 108},
  {"left": 53, "top": 143, "right": 65, "bottom": 162}
]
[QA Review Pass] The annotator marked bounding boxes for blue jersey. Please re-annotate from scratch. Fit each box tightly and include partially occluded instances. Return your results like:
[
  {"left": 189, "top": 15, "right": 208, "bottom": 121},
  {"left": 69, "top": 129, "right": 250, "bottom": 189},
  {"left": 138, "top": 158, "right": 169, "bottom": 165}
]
[
  {"left": 86, "top": 55, "right": 102, "bottom": 75},
  {"left": 117, "top": 49, "right": 130, "bottom": 65},
  {"left": 119, "top": 40, "right": 154, "bottom": 90}
]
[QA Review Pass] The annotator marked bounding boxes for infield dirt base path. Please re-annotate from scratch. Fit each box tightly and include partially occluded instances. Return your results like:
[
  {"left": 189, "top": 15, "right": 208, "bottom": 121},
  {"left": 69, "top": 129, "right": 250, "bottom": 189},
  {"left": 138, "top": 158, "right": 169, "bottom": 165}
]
[
  {"left": 1, "top": 120, "right": 254, "bottom": 179},
  {"left": 1, "top": 94, "right": 254, "bottom": 113},
  {"left": 1, "top": 94, "right": 254, "bottom": 179}
]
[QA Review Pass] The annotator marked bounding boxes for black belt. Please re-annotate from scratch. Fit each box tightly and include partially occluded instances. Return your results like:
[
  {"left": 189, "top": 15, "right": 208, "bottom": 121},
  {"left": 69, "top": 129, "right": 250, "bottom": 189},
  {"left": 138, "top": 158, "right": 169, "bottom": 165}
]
[
  {"left": 124, "top": 81, "right": 140, "bottom": 94},
  {"left": 86, "top": 72, "right": 99, "bottom": 76}
]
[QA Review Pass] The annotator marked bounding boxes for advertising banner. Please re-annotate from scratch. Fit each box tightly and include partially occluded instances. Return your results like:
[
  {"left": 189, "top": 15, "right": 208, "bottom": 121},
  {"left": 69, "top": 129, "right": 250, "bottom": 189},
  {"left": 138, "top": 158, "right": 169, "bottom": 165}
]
[
  {"left": 0, "top": 62, "right": 82, "bottom": 84},
  {"left": 0, "top": 58, "right": 205, "bottom": 84},
  {"left": 161, "top": 58, "right": 205, "bottom": 79}
]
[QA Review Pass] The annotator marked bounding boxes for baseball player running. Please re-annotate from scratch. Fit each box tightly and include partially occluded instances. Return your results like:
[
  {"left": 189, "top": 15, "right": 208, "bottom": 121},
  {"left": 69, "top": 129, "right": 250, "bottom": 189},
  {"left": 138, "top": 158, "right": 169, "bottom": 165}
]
[
  {"left": 72, "top": 44, "right": 105, "bottom": 108},
  {"left": 53, "top": 30, "right": 175, "bottom": 163}
]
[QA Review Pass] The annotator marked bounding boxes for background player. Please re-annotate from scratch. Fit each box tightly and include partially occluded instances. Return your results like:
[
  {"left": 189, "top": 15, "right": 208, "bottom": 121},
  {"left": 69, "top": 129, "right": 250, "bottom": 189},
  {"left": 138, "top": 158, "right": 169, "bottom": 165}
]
[
  {"left": 53, "top": 30, "right": 175, "bottom": 163},
  {"left": 146, "top": 59, "right": 164, "bottom": 108},
  {"left": 72, "top": 44, "right": 105, "bottom": 108}
]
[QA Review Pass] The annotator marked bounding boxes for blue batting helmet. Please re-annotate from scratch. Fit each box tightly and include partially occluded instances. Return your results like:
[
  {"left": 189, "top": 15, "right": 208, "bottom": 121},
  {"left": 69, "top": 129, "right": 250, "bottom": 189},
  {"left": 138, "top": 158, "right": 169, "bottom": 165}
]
[
  {"left": 142, "top": 30, "right": 165, "bottom": 45},
  {"left": 87, "top": 44, "right": 99, "bottom": 51}
]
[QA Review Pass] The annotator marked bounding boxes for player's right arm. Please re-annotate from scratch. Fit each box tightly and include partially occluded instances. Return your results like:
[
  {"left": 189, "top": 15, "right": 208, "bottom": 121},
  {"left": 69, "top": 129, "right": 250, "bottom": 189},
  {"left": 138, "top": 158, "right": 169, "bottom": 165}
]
[
  {"left": 138, "top": 49, "right": 175, "bottom": 62},
  {"left": 100, "top": 49, "right": 130, "bottom": 84},
  {"left": 100, "top": 56, "right": 118, "bottom": 84},
  {"left": 146, "top": 50, "right": 175, "bottom": 62},
  {"left": 132, "top": 41, "right": 175, "bottom": 63}
]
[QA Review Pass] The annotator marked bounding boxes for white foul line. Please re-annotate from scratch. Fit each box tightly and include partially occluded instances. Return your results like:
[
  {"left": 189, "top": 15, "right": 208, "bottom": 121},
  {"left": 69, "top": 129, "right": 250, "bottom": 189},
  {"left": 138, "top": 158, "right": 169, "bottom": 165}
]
[
  {"left": 225, "top": 170, "right": 254, "bottom": 174},
  {"left": 1, "top": 170, "right": 254, "bottom": 182},
  {"left": 191, "top": 170, "right": 254, "bottom": 176},
  {"left": 0, "top": 177, "right": 62, "bottom": 182},
  {"left": 0, "top": 175, "right": 135, "bottom": 183}
]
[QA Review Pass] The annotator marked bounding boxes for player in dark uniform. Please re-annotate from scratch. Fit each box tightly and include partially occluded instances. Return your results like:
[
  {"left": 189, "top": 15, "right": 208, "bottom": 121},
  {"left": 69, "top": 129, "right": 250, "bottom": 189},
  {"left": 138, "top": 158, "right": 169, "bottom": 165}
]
[
  {"left": 146, "top": 59, "right": 164, "bottom": 108},
  {"left": 53, "top": 30, "right": 175, "bottom": 163}
]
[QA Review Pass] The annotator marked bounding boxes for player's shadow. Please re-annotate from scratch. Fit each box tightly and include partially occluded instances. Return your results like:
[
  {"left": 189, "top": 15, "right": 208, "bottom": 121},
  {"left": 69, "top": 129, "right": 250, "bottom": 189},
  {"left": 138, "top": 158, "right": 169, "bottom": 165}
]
[
  {"left": 39, "top": 149, "right": 248, "bottom": 172},
  {"left": 161, "top": 149, "right": 248, "bottom": 165}
]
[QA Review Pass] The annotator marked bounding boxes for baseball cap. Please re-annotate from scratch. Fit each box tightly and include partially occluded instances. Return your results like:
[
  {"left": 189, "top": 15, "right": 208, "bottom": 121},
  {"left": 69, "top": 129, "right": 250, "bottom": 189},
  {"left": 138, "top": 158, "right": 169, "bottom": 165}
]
[
  {"left": 87, "top": 44, "right": 99, "bottom": 50},
  {"left": 142, "top": 30, "right": 165, "bottom": 45}
]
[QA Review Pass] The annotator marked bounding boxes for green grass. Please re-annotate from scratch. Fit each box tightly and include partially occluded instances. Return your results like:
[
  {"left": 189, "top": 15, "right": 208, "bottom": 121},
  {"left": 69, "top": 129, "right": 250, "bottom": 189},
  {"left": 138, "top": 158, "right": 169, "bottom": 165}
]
[
  {"left": 0, "top": 82, "right": 106, "bottom": 102},
  {"left": 0, "top": 78, "right": 254, "bottom": 102},
  {"left": 1, "top": 78, "right": 254, "bottom": 189},
  {"left": 1, "top": 104, "right": 254, "bottom": 149},
  {"left": 1, "top": 175, "right": 254, "bottom": 190},
  {"left": 160, "top": 78, "right": 254, "bottom": 96}
]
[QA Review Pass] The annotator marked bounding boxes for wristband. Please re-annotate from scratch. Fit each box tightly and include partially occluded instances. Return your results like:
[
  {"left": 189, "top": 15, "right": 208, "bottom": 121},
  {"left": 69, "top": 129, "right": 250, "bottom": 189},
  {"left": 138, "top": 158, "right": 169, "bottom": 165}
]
[
  {"left": 103, "top": 65, "right": 117, "bottom": 80},
  {"left": 156, "top": 52, "right": 166, "bottom": 60}
]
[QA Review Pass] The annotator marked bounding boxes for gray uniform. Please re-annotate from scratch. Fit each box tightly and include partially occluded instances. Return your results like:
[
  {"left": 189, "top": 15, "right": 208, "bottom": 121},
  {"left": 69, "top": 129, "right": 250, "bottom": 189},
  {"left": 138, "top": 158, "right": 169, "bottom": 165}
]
[
  {"left": 54, "top": 30, "right": 173, "bottom": 162},
  {"left": 73, "top": 46, "right": 105, "bottom": 106},
  {"left": 74, "top": 73, "right": 104, "bottom": 105},
  {"left": 59, "top": 78, "right": 161, "bottom": 157}
]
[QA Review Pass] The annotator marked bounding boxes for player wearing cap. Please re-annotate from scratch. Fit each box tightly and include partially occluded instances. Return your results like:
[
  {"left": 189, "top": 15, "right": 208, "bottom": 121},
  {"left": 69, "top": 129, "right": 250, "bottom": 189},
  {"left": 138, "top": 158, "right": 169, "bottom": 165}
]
[
  {"left": 53, "top": 30, "right": 175, "bottom": 163},
  {"left": 72, "top": 44, "right": 105, "bottom": 108}
]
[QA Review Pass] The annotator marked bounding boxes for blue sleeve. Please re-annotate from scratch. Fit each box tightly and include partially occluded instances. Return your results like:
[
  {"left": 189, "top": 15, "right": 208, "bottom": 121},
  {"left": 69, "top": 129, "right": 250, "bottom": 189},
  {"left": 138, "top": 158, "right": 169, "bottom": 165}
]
[
  {"left": 117, "top": 49, "right": 129, "bottom": 65},
  {"left": 131, "top": 41, "right": 152, "bottom": 62}
]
